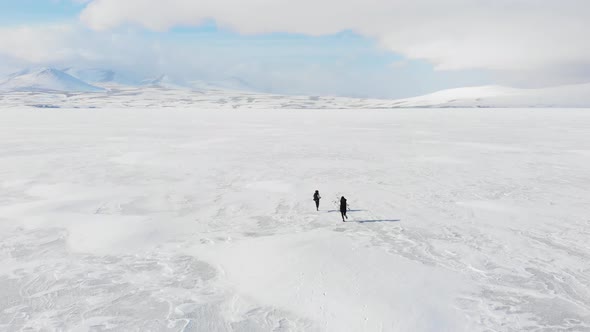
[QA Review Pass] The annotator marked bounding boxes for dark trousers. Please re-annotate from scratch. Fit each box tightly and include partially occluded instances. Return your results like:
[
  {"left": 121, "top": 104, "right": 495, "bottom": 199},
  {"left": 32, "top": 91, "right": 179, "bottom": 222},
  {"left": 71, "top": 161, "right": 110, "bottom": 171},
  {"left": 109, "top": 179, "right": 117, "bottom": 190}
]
[
  {"left": 314, "top": 200, "right": 320, "bottom": 210},
  {"left": 341, "top": 210, "right": 347, "bottom": 221}
]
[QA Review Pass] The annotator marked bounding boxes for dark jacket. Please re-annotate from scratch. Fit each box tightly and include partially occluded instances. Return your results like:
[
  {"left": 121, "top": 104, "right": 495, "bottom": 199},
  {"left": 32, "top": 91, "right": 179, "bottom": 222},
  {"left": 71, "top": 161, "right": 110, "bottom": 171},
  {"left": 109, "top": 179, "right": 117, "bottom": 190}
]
[
  {"left": 340, "top": 197, "right": 347, "bottom": 212},
  {"left": 313, "top": 192, "right": 320, "bottom": 201}
]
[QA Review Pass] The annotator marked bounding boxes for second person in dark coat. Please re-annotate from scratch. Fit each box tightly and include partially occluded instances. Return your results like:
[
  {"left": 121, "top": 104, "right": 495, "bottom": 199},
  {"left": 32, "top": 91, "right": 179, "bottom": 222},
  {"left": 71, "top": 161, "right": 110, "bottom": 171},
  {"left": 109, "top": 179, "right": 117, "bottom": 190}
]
[{"left": 340, "top": 196, "right": 348, "bottom": 222}]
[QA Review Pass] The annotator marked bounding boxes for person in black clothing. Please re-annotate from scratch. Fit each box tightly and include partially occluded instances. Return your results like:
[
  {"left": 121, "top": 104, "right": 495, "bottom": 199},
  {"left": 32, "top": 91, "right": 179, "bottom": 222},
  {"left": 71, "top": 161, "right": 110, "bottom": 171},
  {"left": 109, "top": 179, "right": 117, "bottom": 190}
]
[
  {"left": 313, "top": 190, "right": 321, "bottom": 211},
  {"left": 340, "top": 196, "right": 348, "bottom": 222}
]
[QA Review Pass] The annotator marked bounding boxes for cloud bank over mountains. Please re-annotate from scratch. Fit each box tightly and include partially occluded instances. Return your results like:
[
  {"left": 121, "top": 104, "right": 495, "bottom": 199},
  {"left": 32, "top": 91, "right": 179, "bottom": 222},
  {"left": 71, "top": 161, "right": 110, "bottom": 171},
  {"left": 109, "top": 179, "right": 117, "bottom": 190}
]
[{"left": 79, "top": 0, "right": 590, "bottom": 76}]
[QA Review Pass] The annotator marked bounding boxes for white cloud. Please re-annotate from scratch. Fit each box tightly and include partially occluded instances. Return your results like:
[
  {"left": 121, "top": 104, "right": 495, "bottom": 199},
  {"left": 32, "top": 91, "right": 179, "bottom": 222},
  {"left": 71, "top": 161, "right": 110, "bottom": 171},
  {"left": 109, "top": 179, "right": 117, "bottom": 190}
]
[
  {"left": 0, "top": 20, "right": 488, "bottom": 98},
  {"left": 1, "top": 1, "right": 587, "bottom": 96},
  {"left": 78, "top": 0, "right": 590, "bottom": 74},
  {"left": 0, "top": 23, "right": 162, "bottom": 73},
  {"left": 0, "top": 25, "right": 78, "bottom": 64}
]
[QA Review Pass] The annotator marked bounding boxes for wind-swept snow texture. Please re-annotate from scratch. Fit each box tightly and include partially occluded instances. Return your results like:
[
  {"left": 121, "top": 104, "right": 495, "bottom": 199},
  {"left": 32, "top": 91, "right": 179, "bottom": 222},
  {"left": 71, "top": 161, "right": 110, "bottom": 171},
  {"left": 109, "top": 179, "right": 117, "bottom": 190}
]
[{"left": 0, "top": 109, "right": 589, "bottom": 331}]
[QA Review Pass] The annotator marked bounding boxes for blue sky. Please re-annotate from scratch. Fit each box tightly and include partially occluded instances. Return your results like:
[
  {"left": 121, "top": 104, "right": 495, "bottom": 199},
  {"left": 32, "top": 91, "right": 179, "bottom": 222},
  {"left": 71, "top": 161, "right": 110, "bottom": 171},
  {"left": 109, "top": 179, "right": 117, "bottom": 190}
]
[
  {"left": 0, "top": 1, "right": 85, "bottom": 23},
  {"left": 0, "top": 0, "right": 587, "bottom": 98}
]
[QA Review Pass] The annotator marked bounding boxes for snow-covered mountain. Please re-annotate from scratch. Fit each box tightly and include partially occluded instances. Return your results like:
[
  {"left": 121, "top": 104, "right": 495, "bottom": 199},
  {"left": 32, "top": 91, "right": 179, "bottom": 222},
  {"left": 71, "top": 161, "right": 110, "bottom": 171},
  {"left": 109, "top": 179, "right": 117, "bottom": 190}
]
[
  {"left": 63, "top": 67, "right": 139, "bottom": 86},
  {"left": 0, "top": 68, "right": 105, "bottom": 93},
  {"left": 141, "top": 74, "right": 190, "bottom": 89},
  {"left": 391, "top": 84, "right": 590, "bottom": 108},
  {"left": 143, "top": 75, "right": 256, "bottom": 91},
  {"left": 189, "top": 76, "right": 256, "bottom": 92}
]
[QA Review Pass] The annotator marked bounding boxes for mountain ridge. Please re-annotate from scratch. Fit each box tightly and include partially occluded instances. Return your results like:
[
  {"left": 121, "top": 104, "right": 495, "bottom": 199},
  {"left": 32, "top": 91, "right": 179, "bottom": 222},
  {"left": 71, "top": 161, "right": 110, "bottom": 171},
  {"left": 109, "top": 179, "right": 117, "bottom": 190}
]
[
  {"left": 0, "top": 68, "right": 105, "bottom": 93},
  {"left": 1, "top": 67, "right": 590, "bottom": 108}
]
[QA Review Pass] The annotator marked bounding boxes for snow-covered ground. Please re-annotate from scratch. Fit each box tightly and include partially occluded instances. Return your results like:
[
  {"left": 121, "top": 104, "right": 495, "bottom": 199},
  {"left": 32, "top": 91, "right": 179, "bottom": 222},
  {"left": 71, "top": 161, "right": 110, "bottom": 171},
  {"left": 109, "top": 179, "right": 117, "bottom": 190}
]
[{"left": 0, "top": 108, "right": 589, "bottom": 331}]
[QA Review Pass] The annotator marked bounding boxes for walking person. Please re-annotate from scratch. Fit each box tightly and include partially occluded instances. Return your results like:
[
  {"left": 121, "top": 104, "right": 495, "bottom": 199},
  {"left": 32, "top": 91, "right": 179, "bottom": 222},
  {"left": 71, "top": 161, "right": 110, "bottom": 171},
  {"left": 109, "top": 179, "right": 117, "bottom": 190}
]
[
  {"left": 340, "top": 196, "right": 348, "bottom": 222},
  {"left": 313, "top": 190, "right": 321, "bottom": 211}
]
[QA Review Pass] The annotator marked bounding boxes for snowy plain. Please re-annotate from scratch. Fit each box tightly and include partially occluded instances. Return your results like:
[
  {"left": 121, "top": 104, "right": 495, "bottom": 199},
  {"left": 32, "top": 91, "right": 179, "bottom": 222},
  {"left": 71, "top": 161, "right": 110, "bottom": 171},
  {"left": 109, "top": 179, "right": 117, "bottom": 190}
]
[{"left": 0, "top": 108, "right": 589, "bottom": 331}]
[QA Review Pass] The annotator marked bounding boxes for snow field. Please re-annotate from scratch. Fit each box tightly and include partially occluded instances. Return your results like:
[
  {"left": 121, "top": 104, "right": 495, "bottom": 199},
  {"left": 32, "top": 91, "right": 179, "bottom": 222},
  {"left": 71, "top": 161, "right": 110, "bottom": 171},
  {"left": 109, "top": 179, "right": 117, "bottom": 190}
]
[{"left": 0, "top": 108, "right": 589, "bottom": 331}]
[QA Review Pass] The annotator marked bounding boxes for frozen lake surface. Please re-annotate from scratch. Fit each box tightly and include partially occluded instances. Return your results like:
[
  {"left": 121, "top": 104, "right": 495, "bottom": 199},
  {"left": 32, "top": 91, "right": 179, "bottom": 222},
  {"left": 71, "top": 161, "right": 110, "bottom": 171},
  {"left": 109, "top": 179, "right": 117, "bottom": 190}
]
[{"left": 0, "top": 108, "right": 589, "bottom": 331}]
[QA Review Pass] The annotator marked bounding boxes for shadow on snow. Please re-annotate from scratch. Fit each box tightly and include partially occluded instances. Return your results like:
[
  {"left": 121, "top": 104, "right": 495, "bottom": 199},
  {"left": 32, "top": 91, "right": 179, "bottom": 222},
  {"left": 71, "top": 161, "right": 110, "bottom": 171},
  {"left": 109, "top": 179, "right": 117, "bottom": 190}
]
[
  {"left": 326, "top": 209, "right": 366, "bottom": 213},
  {"left": 355, "top": 219, "right": 401, "bottom": 223}
]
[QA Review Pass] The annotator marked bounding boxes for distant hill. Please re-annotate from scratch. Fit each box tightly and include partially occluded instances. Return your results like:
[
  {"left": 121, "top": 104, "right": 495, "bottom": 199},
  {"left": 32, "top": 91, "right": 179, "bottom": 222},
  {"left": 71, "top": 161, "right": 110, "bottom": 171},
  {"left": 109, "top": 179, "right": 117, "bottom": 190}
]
[
  {"left": 140, "top": 74, "right": 190, "bottom": 89},
  {"left": 189, "top": 77, "right": 256, "bottom": 92},
  {"left": 390, "top": 84, "right": 590, "bottom": 108},
  {"left": 63, "top": 67, "right": 139, "bottom": 86}
]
